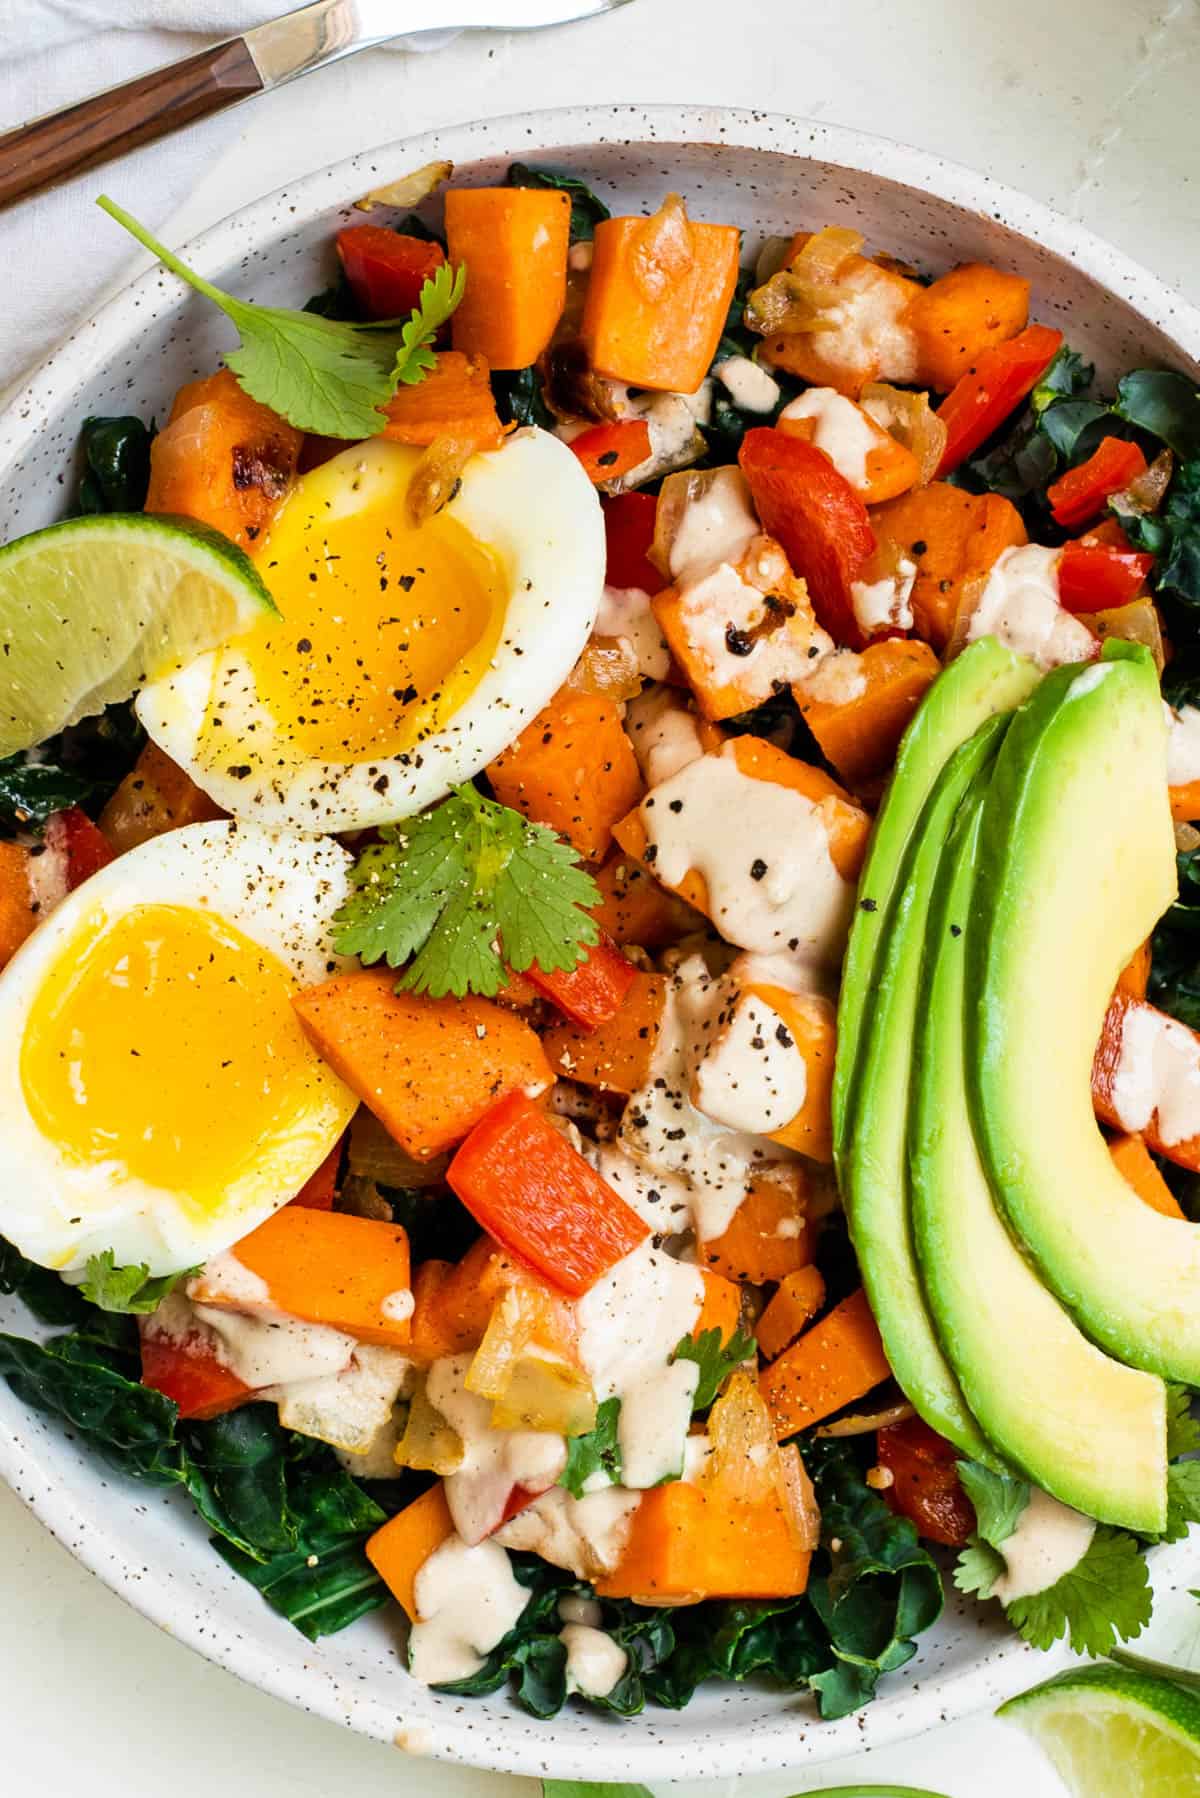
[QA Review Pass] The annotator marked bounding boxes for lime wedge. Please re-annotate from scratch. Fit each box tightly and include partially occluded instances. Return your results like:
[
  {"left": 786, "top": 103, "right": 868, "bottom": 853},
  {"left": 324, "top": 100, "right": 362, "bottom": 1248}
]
[
  {"left": 1000, "top": 1663, "right": 1200, "bottom": 1795},
  {"left": 0, "top": 511, "right": 276, "bottom": 755}
]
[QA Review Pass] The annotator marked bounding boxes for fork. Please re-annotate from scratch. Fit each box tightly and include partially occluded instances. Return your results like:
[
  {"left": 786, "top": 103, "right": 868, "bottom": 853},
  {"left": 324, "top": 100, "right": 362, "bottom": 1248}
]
[{"left": 0, "top": 0, "right": 635, "bottom": 213}]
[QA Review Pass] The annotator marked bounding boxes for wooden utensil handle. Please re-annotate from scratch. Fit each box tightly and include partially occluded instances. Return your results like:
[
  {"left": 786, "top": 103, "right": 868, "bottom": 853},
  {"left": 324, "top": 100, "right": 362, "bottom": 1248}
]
[{"left": 0, "top": 38, "right": 264, "bottom": 213}]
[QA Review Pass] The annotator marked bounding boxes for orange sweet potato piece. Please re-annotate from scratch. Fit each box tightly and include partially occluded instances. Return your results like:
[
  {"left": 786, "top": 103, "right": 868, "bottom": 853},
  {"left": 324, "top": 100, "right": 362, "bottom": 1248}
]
[
  {"left": 1108, "top": 1132, "right": 1185, "bottom": 1220},
  {"left": 757, "top": 1266, "right": 827, "bottom": 1362},
  {"left": 745, "top": 984, "right": 838, "bottom": 1164},
  {"left": 192, "top": 1206, "right": 412, "bottom": 1348},
  {"left": 595, "top": 1478, "right": 810, "bottom": 1602},
  {"left": 293, "top": 970, "right": 552, "bottom": 1160},
  {"left": 1116, "top": 942, "right": 1152, "bottom": 1002},
  {"left": 146, "top": 368, "right": 303, "bottom": 549},
  {"left": 1171, "top": 780, "right": 1200, "bottom": 823},
  {"left": 542, "top": 970, "right": 668, "bottom": 1095},
  {"left": 777, "top": 400, "right": 920, "bottom": 505},
  {"left": 795, "top": 639, "right": 941, "bottom": 789},
  {"left": 487, "top": 689, "right": 644, "bottom": 863},
  {"left": 382, "top": 350, "right": 508, "bottom": 451},
  {"left": 612, "top": 736, "right": 871, "bottom": 920},
  {"left": 408, "top": 1234, "right": 578, "bottom": 1367},
  {"left": 98, "top": 741, "right": 224, "bottom": 854},
  {"left": 444, "top": 187, "right": 571, "bottom": 371},
  {"left": 0, "top": 841, "right": 37, "bottom": 970},
  {"left": 759, "top": 1288, "right": 891, "bottom": 1439},
  {"left": 869, "top": 482, "right": 1027, "bottom": 650},
  {"left": 695, "top": 1269, "right": 745, "bottom": 1343},
  {"left": 582, "top": 196, "right": 742, "bottom": 395},
  {"left": 591, "top": 851, "right": 702, "bottom": 950},
  {"left": 700, "top": 1166, "right": 812, "bottom": 1286},
  {"left": 757, "top": 246, "right": 923, "bottom": 398},
  {"left": 367, "top": 1482, "right": 456, "bottom": 1621},
  {"left": 909, "top": 263, "right": 1030, "bottom": 394}
]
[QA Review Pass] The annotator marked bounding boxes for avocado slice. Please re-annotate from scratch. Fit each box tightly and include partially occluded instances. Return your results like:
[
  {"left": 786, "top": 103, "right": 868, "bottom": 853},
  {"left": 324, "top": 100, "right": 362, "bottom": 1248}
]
[
  {"left": 833, "top": 638, "right": 1041, "bottom": 1176},
  {"left": 911, "top": 777, "right": 1167, "bottom": 1533},
  {"left": 970, "top": 640, "right": 1200, "bottom": 1384},
  {"left": 843, "top": 717, "right": 1008, "bottom": 1462}
]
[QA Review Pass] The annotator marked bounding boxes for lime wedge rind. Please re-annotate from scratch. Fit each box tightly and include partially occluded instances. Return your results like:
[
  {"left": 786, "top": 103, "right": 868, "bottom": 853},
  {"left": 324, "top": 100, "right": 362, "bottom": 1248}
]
[
  {"left": 1000, "top": 1662, "right": 1200, "bottom": 1796},
  {"left": 0, "top": 511, "right": 276, "bottom": 757}
]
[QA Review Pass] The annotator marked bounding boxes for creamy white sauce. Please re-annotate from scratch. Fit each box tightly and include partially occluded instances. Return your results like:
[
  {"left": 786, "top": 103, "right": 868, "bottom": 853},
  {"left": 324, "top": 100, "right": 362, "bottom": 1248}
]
[
  {"left": 271, "top": 1344, "right": 411, "bottom": 1454},
  {"left": 576, "top": 1237, "right": 704, "bottom": 1400},
  {"left": 190, "top": 1251, "right": 271, "bottom": 1310},
  {"left": 560, "top": 1624, "right": 629, "bottom": 1699},
  {"left": 991, "top": 1486, "right": 1096, "bottom": 1605},
  {"left": 618, "top": 1356, "right": 700, "bottom": 1488},
  {"left": 568, "top": 240, "right": 594, "bottom": 273},
  {"left": 426, "top": 1354, "right": 567, "bottom": 1544},
  {"left": 715, "top": 355, "right": 781, "bottom": 415},
  {"left": 778, "top": 388, "right": 879, "bottom": 490},
  {"left": 408, "top": 1535, "right": 529, "bottom": 1685},
  {"left": 850, "top": 557, "right": 917, "bottom": 636},
  {"left": 622, "top": 386, "right": 712, "bottom": 487},
  {"left": 691, "top": 987, "right": 808, "bottom": 1134},
  {"left": 795, "top": 648, "right": 868, "bottom": 705},
  {"left": 381, "top": 1289, "right": 415, "bottom": 1324},
  {"left": 640, "top": 742, "right": 855, "bottom": 963},
  {"left": 806, "top": 263, "right": 920, "bottom": 386},
  {"left": 335, "top": 1413, "right": 405, "bottom": 1480},
  {"left": 558, "top": 1594, "right": 603, "bottom": 1627},
  {"left": 1167, "top": 704, "right": 1200, "bottom": 787},
  {"left": 494, "top": 1484, "right": 640, "bottom": 1580},
  {"left": 624, "top": 685, "right": 707, "bottom": 787},
  {"left": 668, "top": 466, "right": 760, "bottom": 583},
  {"left": 618, "top": 958, "right": 798, "bottom": 1243},
  {"left": 193, "top": 1304, "right": 355, "bottom": 1390},
  {"left": 1110, "top": 1001, "right": 1200, "bottom": 1147},
  {"left": 966, "top": 544, "right": 1096, "bottom": 670},
  {"left": 588, "top": 1140, "right": 694, "bottom": 1234},
  {"left": 682, "top": 1433, "right": 713, "bottom": 1483},
  {"left": 729, "top": 948, "right": 831, "bottom": 997},
  {"left": 594, "top": 587, "right": 671, "bottom": 680}
]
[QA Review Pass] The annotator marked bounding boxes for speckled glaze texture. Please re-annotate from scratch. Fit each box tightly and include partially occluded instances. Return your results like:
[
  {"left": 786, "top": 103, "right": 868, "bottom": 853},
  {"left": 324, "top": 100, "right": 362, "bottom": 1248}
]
[{"left": 0, "top": 107, "right": 1196, "bottom": 1783}]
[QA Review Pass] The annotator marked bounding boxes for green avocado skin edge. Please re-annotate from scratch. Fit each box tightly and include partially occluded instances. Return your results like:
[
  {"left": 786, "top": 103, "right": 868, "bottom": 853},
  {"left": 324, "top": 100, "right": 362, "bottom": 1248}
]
[
  {"left": 842, "top": 718, "right": 1009, "bottom": 1464},
  {"left": 833, "top": 637, "right": 1042, "bottom": 1179},
  {"left": 969, "top": 641, "right": 1200, "bottom": 1386},
  {"left": 910, "top": 774, "right": 1167, "bottom": 1534}
]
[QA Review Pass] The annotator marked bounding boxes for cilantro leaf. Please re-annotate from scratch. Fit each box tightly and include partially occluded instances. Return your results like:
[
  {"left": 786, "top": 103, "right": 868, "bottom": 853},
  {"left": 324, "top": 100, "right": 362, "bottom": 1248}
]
[
  {"left": 393, "top": 262, "right": 467, "bottom": 387},
  {"left": 1161, "top": 1460, "right": 1200, "bottom": 1544},
  {"left": 333, "top": 785, "right": 599, "bottom": 1000},
  {"left": 98, "top": 196, "right": 464, "bottom": 439},
  {"left": 1168, "top": 1383, "right": 1200, "bottom": 1459},
  {"left": 953, "top": 1539, "right": 1006, "bottom": 1600},
  {"left": 956, "top": 1460, "right": 1030, "bottom": 1547},
  {"left": 1003, "top": 1526, "right": 1153, "bottom": 1657},
  {"left": 558, "top": 1396, "right": 622, "bottom": 1499},
  {"left": 79, "top": 1250, "right": 198, "bottom": 1315},
  {"left": 671, "top": 1326, "right": 757, "bottom": 1413}
]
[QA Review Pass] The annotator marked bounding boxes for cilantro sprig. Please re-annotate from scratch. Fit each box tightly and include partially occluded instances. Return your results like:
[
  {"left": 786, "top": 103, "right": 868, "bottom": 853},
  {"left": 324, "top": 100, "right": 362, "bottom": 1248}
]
[
  {"left": 79, "top": 1249, "right": 198, "bottom": 1315},
  {"left": 98, "top": 196, "right": 465, "bottom": 438},
  {"left": 333, "top": 785, "right": 600, "bottom": 999},
  {"left": 671, "top": 1326, "right": 758, "bottom": 1413},
  {"left": 559, "top": 1395, "right": 622, "bottom": 1499}
]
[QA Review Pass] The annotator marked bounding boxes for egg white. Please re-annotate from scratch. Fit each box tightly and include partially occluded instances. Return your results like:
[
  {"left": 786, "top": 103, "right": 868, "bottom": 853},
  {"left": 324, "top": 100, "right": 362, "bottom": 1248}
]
[
  {"left": 136, "top": 428, "right": 605, "bottom": 834},
  {"left": 0, "top": 821, "right": 357, "bottom": 1275}
]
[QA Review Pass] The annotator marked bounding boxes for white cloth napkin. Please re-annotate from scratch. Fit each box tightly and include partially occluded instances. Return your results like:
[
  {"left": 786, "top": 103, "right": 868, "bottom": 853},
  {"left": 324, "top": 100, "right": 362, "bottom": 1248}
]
[{"left": 0, "top": 3, "right": 457, "bottom": 393}]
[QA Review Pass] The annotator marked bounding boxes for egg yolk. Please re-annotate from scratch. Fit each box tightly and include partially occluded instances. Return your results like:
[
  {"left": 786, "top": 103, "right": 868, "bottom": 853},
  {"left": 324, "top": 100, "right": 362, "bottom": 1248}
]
[
  {"left": 223, "top": 446, "right": 508, "bottom": 764},
  {"left": 20, "top": 903, "right": 329, "bottom": 1210}
]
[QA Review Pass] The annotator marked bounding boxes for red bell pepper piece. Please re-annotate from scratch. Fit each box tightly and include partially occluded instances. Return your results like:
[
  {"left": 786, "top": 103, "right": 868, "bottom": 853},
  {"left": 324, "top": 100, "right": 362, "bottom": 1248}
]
[
  {"left": 738, "top": 426, "right": 876, "bottom": 647},
  {"left": 525, "top": 934, "right": 638, "bottom": 1031},
  {"left": 603, "top": 491, "right": 666, "bottom": 593},
  {"left": 570, "top": 420, "right": 652, "bottom": 485},
  {"left": 45, "top": 806, "right": 115, "bottom": 891},
  {"left": 289, "top": 1136, "right": 343, "bottom": 1210},
  {"left": 1057, "top": 540, "right": 1155, "bottom": 613},
  {"left": 876, "top": 1415, "right": 977, "bottom": 1547},
  {"left": 1048, "top": 436, "right": 1148, "bottom": 529},
  {"left": 335, "top": 225, "right": 445, "bottom": 322},
  {"left": 935, "top": 324, "right": 1065, "bottom": 476},
  {"left": 447, "top": 1090, "right": 649, "bottom": 1296},
  {"left": 139, "top": 1322, "right": 253, "bottom": 1421}
]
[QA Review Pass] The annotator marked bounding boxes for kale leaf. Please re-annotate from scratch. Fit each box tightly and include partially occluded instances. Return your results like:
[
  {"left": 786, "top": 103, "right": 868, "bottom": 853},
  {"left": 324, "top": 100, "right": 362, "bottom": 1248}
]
[
  {"left": 506, "top": 164, "right": 610, "bottom": 241},
  {"left": 955, "top": 345, "right": 1097, "bottom": 510},
  {"left": 1114, "top": 370, "right": 1200, "bottom": 459},
  {"left": 1149, "top": 844, "right": 1200, "bottom": 1029},
  {"left": 1119, "top": 457, "right": 1200, "bottom": 609},
  {"left": 76, "top": 414, "right": 154, "bottom": 515},
  {"left": 0, "top": 700, "right": 145, "bottom": 837},
  {"left": 491, "top": 364, "right": 557, "bottom": 431}
]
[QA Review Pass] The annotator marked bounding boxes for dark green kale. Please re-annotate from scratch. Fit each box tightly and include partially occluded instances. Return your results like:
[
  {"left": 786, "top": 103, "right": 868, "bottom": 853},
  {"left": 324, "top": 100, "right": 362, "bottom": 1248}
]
[
  {"left": 76, "top": 415, "right": 154, "bottom": 515},
  {"left": 0, "top": 701, "right": 145, "bottom": 836},
  {"left": 491, "top": 364, "right": 557, "bottom": 431},
  {"left": 506, "top": 164, "right": 610, "bottom": 241}
]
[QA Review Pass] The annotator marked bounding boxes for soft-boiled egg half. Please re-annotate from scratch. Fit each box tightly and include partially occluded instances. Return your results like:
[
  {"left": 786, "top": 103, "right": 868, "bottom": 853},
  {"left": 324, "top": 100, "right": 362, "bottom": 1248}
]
[
  {"left": 0, "top": 821, "right": 357, "bottom": 1274},
  {"left": 137, "top": 429, "right": 605, "bottom": 833}
]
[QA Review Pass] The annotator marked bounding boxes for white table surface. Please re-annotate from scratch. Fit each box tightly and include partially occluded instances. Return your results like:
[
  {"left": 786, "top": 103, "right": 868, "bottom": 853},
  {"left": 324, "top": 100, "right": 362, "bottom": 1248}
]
[{"left": 4, "top": 1, "right": 1200, "bottom": 1793}]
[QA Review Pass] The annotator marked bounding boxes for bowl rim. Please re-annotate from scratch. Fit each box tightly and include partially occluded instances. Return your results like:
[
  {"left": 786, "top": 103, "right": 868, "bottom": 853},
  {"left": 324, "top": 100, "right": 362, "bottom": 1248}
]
[{"left": 0, "top": 102, "right": 1194, "bottom": 1781}]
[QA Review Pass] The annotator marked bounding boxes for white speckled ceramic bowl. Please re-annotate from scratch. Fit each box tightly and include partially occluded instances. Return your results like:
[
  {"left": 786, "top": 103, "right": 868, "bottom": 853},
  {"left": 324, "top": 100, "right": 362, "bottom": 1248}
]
[{"left": 1, "top": 106, "right": 1197, "bottom": 1784}]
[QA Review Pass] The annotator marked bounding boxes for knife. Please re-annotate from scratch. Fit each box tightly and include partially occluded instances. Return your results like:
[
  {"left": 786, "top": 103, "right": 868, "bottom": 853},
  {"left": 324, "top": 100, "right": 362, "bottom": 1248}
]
[{"left": 0, "top": 0, "right": 634, "bottom": 214}]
